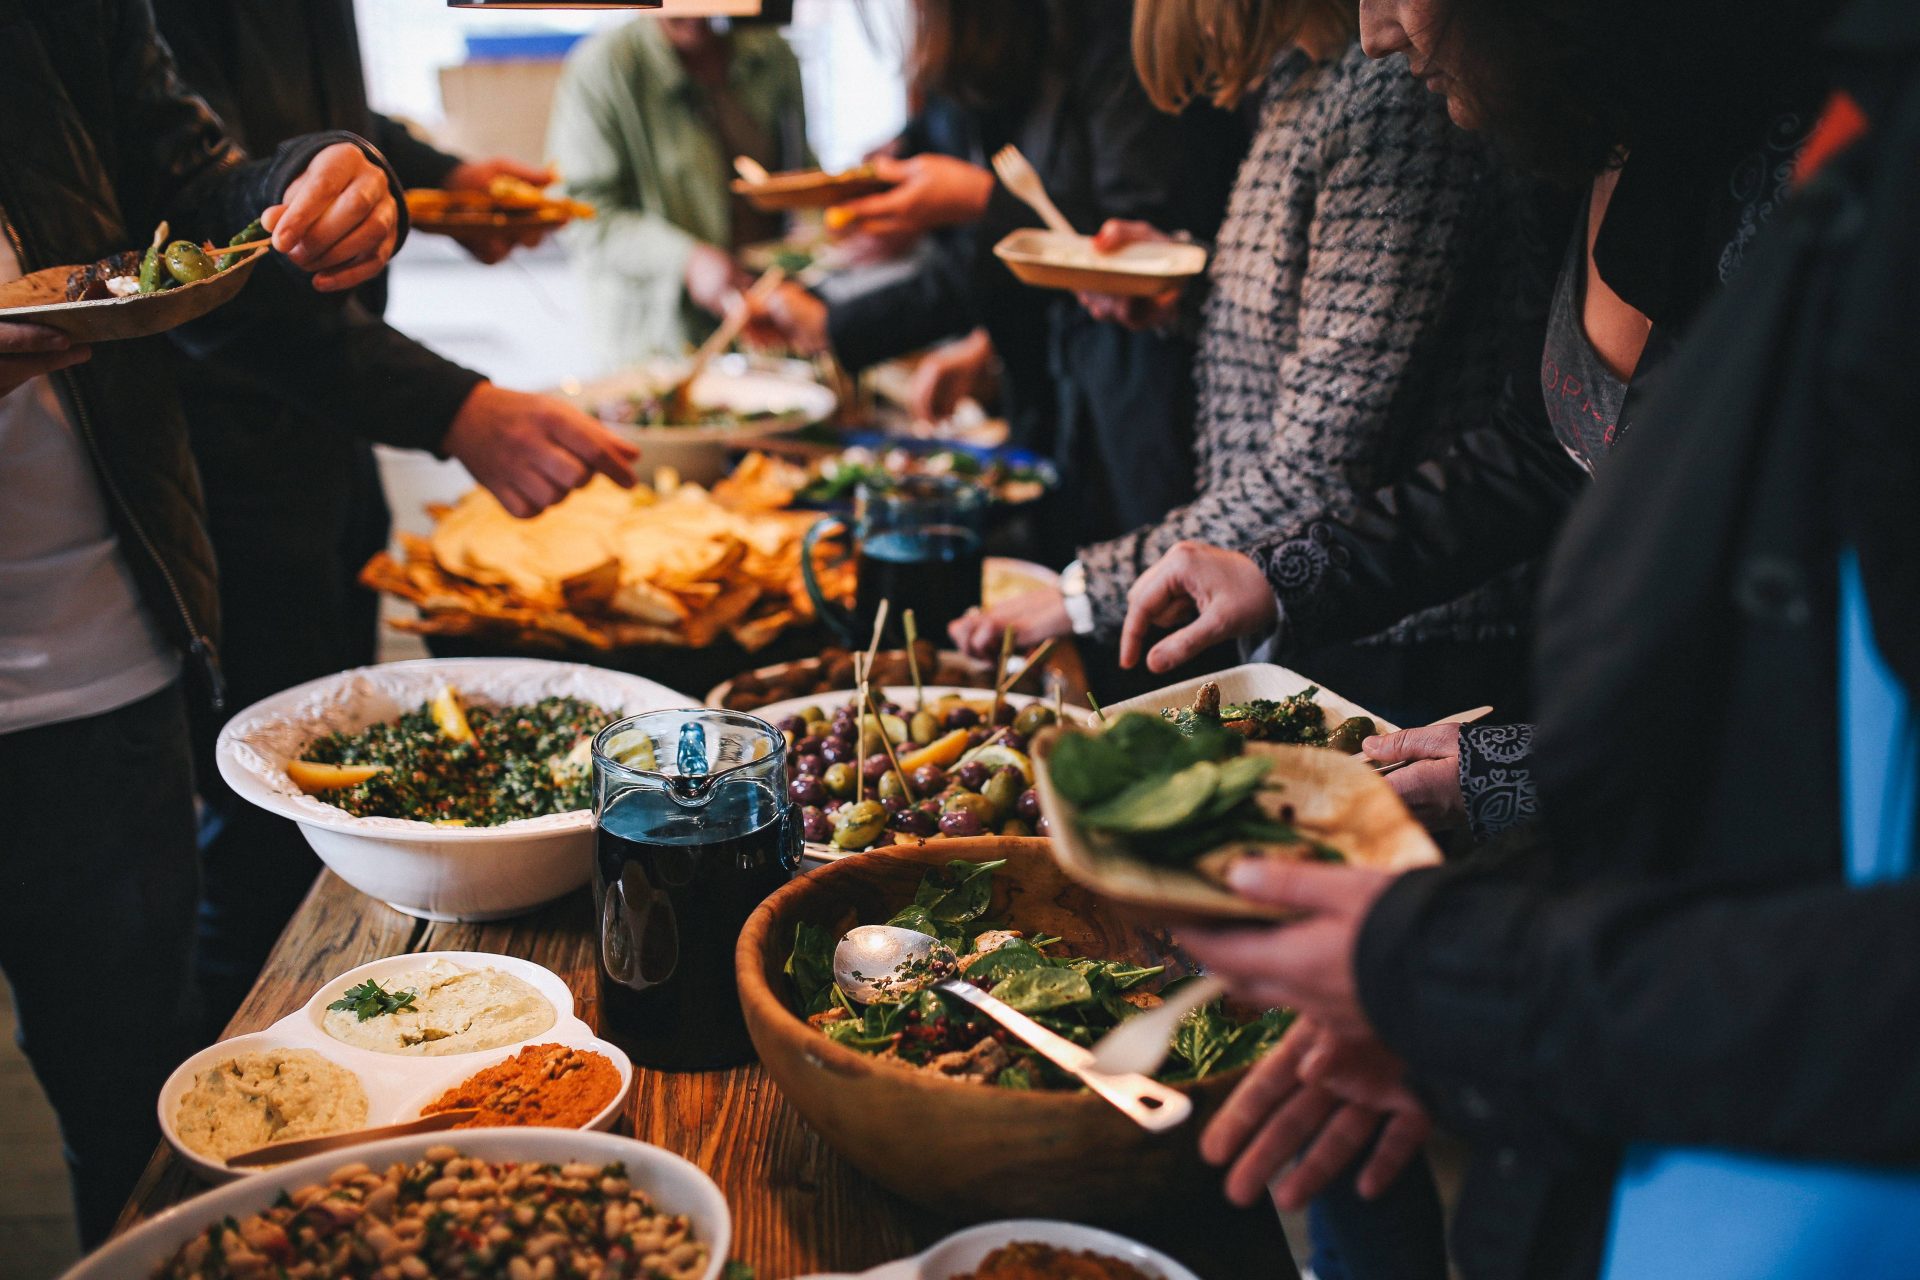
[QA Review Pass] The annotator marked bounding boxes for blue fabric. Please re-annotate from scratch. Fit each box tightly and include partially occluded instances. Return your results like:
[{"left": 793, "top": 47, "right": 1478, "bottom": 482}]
[{"left": 1602, "top": 550, "right": 1920, "bottom": 1278}]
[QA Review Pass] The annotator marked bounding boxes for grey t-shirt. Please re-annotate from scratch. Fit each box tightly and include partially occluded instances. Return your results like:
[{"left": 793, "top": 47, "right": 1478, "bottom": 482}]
[
  {"left": 0, "top": 227, "right": 176, "bottom": 733},
  {"left": 1540, "top": 205, "right": 1631, "bottom": 474}
]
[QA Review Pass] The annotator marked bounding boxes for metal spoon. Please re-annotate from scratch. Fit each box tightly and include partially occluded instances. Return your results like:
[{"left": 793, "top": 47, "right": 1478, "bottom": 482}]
[
  {"left": 833, "top": 925, "right": 1193, "bottom": 1132},
  {"left": 1087, "top": 975, "right": 1227, "bottom": 1078}
]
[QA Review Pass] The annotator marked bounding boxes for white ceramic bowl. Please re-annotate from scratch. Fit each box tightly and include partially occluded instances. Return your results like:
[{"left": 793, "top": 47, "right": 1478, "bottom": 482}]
[
  {"left": 798, "top": 1219, "right": 1201, "bottom": 1280},
  {"left": 62, "top": 1129, "right": 731, "bottom": 1280},
  {"left": 216, "top": 658, "right": 691, "bottom": 921},
  {"left": 158, "top": 951, "right": 632, "bottom": 1182}
]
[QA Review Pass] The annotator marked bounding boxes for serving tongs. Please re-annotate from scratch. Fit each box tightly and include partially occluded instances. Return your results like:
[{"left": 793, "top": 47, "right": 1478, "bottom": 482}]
[{"left": 662, "top": 265, "right": 785, "bottom": 422}]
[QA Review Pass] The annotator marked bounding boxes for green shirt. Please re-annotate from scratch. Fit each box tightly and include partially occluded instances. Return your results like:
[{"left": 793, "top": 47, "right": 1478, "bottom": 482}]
[{"left": 548, "top": 21, "right": 810, "bottom": 371}]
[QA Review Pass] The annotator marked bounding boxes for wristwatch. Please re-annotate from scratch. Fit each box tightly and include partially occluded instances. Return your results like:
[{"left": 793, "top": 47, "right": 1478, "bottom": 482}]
[{"left": 1060, "top": 560, "right": 1096, "bottom": 636}]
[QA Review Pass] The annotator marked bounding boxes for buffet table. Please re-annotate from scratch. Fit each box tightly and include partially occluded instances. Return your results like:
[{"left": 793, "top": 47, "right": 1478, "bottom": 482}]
[{"left": 114, "top": 871, "right": 1297, "bottom": 1279}]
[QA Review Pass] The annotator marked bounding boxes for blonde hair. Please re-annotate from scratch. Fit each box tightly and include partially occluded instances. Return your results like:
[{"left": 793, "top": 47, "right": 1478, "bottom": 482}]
[{"left": 1133, "top": 0, "right": 1357, "bottom": 112}]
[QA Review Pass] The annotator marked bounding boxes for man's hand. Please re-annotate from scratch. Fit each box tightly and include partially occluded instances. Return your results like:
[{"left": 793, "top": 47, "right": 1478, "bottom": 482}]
[
  {"left": 1202, "top": 1015, "right": 1432, "bottom": 1211},
  {"left": 441, "top": 383, "right": 639, "bottom": 518},
  {"left": 908, "top": 329, "right": 994, "bottom": 424},
  {"left": 825, "top": 154, "right": 995, "bottom": 240},
  {"left": 684, "top": 242, "right": 753, "bottom": 318},
  {"left": 1, "top": 322, "right": 90, "bottom": 395},
  {"left": 1365, "top": 725, "right": 1468, "bottom": 830},
  {"left": 1076, "top": 220, "right": 1185, "bottom": 331},
  {"left": 442, "top": 159, "right": 559, "bottom": 263},
  {"left": 752, "top": 281, "right": 830, "bottom": 356},
  {"left": 263, "top": 142, "right": 401, "bottom": 292},
  {"left": 949, "top": 588, "right": 1070, "bottom": 658},
  {"left": 1119, "top": 541, "right": 1276, "bottom": 672}
]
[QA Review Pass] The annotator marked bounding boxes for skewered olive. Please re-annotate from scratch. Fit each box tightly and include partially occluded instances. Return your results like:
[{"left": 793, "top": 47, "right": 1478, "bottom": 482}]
[
  {"left": 877, "top": 770, "right": 908, "bottom": 803},
  {"left": 1000, "top": 818, "right": 1034, "bottom": 838},
  {"left": 831, "top": 799, "right": 889, "bottom": 849},
  {"left": 965, "top": 727, "right": 992, "bottom": 747},
  {"left": 819, "top": 736, "right": 855, "bottom": 764},
  {"left": 798, "top": 705, "right": 827, "bottom": 725},
  {"left": 163, "top": 241, "right": 216, "bottom": 285},
  {"left": 943, "top": 705, "right": 980, "bottom": 730},
  {"left": 909, "top": 710, "right": 941, "bottom": 744},
  {"left": 1016, "top": 788, "right": 1042, "bottom": 821},
  {"left": 992, "top": 701, "right": 1017, "bottom": 726},
  {"left": 871, "top": 830, "right": 898, "bottom": 847},
  {"left": 777, "top": 715, "right": 808, "bottom": 736},
  {"left": 938, "top": 809, "right": 985, "bottom": 838},
  {"left": 797, "top": 752, "right": 825, "bottom": 777},
  {"left": 952, "top": 761, "right": 990, "bottom": 792},
  {"left": 911, "top": 764, "right": 946, "bottom": 793},
  {"left": 1034, "top": 815, "right": 1052, "bottom": 836},
  {"left": 861, "top": 752, "right": 893, "bottom": 783},
  {"left": 1326, "top": 716, "right": 1378, "bottom": 755},
  {"left": 1011, "top": 704, "right": 1057, "bottom": 737},
  {"left": 881, "top": 795, "right": 906, "bottom": 814},
  {"left": 892, "top": 807, "right": 938, "bottom": 837},
  {"left": 795, "top": 731, "right": 826, "bottom": 755},
  {"left": 790, "top": 776, "right": 826, "bottom": 806},
  {"left": 823, "top": 762, "right": 857, "bottom": 799},
  {"left": 942, "top": 792, "right": 997, "bottom": 827},
  {"left": 981, "top": 768, "right": 1024, "bottom": 819},
  {"left": 800, "top": 806, "right": 832, "bottom": 843},
  {"left": 137, "top": 243, "right": 165, "bottom": 293}
]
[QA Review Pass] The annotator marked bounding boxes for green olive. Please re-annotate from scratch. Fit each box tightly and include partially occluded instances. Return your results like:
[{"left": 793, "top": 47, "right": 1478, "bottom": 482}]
[
  {"left": 823, "top": 762, "right": 858, "bottom": 799},
  {"left": 163, "top": 241, "right": 216, "bottom": 285},
  {"left": 999, "top": 818, "right": 1034, "bottom": 838},
  {"left": 137, "top": 244, "right": 166, "bottom": 293},
  {"left": 1011, "top": 704, "right": 1058, "bottom": 737},
  {"left": 877, "top": 769, "right": 908, "bottom": 803},
  {"left": 1326, "top": 716, "right": 1377, "bottom": 755},
  {"left": 831, "top": 799, "right": 889, "bottom": 849},
  {"left": 798, "top": 705, "right": 827, "bottom": 726},
  {"left": 981, "top": 769, "right": 1024, "bottom": 819},
  {"left": 908, "top": 709, "right": 941, "bottom": 745},
  {"left": 942, "top": 792, "right": 996, "bottom": 827}
]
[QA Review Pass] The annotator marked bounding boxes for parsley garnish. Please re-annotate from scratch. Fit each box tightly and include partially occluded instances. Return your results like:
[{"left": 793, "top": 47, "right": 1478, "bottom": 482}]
[{"left": 327, "top": 979, "right": 418, "bottom": 1022}]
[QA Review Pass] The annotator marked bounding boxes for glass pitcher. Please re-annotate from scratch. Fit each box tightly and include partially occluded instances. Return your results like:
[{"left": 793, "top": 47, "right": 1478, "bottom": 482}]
[
  {"left": 591, "top": 708, "right": 800, "bottom": 1070},
  {"left": 800, "top": 474, "right": 988, "bottom": 647}
]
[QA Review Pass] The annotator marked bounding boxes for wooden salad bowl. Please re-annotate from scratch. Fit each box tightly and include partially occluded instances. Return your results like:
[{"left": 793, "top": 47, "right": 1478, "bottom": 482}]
[{"left": 735, "top": 836, "right": 1249, "bottom": 1225}]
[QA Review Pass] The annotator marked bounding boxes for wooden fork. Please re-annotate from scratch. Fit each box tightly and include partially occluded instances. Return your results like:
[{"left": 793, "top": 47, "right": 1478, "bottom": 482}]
[{"left": 990, "top": 144, "right": 1078, "bottom": 238}]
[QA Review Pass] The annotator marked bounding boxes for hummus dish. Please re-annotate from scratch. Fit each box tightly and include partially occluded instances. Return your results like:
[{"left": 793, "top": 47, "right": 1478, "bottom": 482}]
[
  {"left": 173, "top": 1049, "right": 367, "bottom": 1162},
  {"left": 321, "top": 959, "right": 556, "bottom": 1056}
]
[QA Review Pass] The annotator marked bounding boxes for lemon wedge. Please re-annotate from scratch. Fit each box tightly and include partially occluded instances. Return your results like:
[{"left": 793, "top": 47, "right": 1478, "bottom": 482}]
[
  {"left": 430, "top": 685, "right": 476, "bottom": 744},
  {"left": 285, "top": 759, "right": 387, "bottom": 793},
  {"left": 966, "top": 744, "right": 1033, "bottom": 781}
]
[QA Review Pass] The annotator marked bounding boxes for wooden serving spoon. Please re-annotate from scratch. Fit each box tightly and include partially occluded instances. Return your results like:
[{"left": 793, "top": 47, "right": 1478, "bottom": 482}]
[
  {"left": 223, "top": 1108, "right": 479, "bottom": 1170},
  {"left": 662, "top": 265, "right": 785, "bottom": 422}
]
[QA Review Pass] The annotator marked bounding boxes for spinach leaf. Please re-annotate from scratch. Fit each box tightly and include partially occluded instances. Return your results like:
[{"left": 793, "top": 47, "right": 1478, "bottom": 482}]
[
  {"left": 1068, "top": 958, "right": 1165, "bottom": 991},
  {"left": 824, "top": 999, "right": 911, "bottom": 1052},
  {"left": 1045, "top": 729, "right": 1139, "bottom": 805},
  {"left": 994, "top": 1063, "right": 1035, "bottom": 1090},
  {"left": 884, "top": 903, "right": 970, "bottom": 952},
  {"left": 1102, "top": 712, "right": 1189, "bottom": 771},
  {"left": 914, "top": 858, "right": 1005, "bottom": 924},
  {"left": 1081, "top": 760, "right": 1221, "bottom": 833},
  {"left": 993, "top": 966, "right": 1094, "bottom": 1013},
  {"left": 965, "top": 938, "right": 1050, "bottom": 983},
  {"left": 785, "top": 922, "right": 836, "bottom": 1013}
]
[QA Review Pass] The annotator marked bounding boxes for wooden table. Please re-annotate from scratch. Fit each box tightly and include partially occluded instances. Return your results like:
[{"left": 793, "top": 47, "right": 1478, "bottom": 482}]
[{"left": 116, "top": 872, "right": 1297, "bottom": 1278}]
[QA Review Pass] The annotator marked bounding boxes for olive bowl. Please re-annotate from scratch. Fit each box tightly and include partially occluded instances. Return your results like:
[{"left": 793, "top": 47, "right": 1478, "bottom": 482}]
[{"left": 735, "top": 837, "right": 1249, "bottom": 1225}]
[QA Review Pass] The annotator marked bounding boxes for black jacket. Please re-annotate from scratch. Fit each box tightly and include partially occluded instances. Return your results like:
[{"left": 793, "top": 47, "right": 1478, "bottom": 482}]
[
  {"left": 1354, "top": 9, "right": 1920, "bottom": 1276},
  {"left": 0, "top": 0, "right": 401, "bottom": 701}
]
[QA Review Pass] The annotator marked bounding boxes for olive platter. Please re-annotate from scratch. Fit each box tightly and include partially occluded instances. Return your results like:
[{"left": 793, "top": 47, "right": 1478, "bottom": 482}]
[{"left": 750, "top": 685, "right": 1081, "bottom": 862}]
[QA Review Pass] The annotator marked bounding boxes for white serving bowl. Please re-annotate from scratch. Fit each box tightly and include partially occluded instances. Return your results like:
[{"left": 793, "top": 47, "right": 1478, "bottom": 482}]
[
  {"left": 799, "top": 1219, "right": 1201, "bottom": 1280},
  {"left": 216, "top": 658, "right": 691, "bottom": 921},
  {"left": 63, "top": 1129, "right": 730, "bottom": 1280}
]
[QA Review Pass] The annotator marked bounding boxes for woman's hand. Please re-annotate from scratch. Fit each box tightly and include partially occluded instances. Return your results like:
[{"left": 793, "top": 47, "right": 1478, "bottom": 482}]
[
  {"left": 1, "top": 322, "right": 90, "bottom": 395},
  {"left": 908, "top": 329, "right": 995, "bottom": 423},
  {"left": 949, "top": 588, "right": 1071, "bottom": 658},
  {"left": 442, "top": 158, "right": 560, "bottom": 263},
  {"left": 751, "top": 281, "right": 830, "bottom": 356},
  {"left": 684, "top": 242, "right": 752, "bottom": 317},
  {"left": 1119, "top": 541, "right": 1275, "bottom": 672},
  {"left": 1364, "top": 725, "right": 1466, "bottom": 830},
  {"left": 441, "top": 383, "right": 639, "bottom": 518},
  {"left": 263, "top": 142, "right": 402, "bottom": 292},
  {"left": 1202, "top": 1015, "right": 1432, "bottom": 1211},
  {"left": 826, "top": 154, "right": 995, "bottom": 240},
  {"left": 1076, "top": 220, "right": 1185, "bottom": 331}
]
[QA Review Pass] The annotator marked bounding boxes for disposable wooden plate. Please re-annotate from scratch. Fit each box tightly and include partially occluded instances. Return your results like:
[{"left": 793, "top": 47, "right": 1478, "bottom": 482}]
[
  {"left": 730, "top": 167, "right": 893, "bottom": 211},
  {"left": 0, "top": 245, "right": 267, "bottom": 343},
  {"left": 1032, "top": 729, "right": 1441, "bottom": 922},
  {"left": 993, "top": 228, "right": 1208, "bottom": 298}
]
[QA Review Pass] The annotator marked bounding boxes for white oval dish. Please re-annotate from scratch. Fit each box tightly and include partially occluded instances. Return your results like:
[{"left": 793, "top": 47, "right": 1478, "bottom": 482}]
[
  {"left": 750, "top": 684, "right": 1086, "bottom": 863},
  {"left": 63, "top": 1129, "right": 729, "bottom": 1280},
  {"left": 158, "top": 951, "right": 632, "bottom": 1184},
  {"left": 215, "top": 657, "right": 689, "bottom": 921},
  {"left": 797, "top": 1219, "right": 1201, "bottom": 1280}
]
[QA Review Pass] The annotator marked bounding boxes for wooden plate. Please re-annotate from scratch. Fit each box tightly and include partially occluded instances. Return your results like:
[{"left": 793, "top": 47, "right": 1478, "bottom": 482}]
[
  {"left": 993, "top": 228, "right": 1208, "bottom": 298},
  {"left": 0, "top": 246, "right": 267, "bottom": 343},
  {"left": 731, "top": 167, "right": 893, "bottom": 212},
  {"left": 1032, "top": 729, "right": 1440, "bottom": 922}
]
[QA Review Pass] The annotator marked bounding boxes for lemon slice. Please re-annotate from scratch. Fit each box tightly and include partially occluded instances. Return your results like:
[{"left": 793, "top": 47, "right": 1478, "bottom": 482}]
[
  {"left": 285, "top": 759, "right": 387, "bottom": 793},
  {"left": 430, "top": 685, "right": 476, "bottom": 744},
  {"left": 966, "top": 744, "right": 1033, "bottom": 781}
]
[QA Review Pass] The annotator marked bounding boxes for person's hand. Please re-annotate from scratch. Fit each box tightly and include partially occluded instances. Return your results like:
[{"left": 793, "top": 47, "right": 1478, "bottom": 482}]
[
  {"left": 263, "top": 142, "right": 401, "bottom": 292},
  {"left": 1075, "top": 220, "right": 1185, "bottom": 330},
  {"left": 950, "top": 588, "right": 1070, "bottom": 658},
  {"left": 1, "top": 322, "right": 90, "bottom": 395},
  {"left": 441, "top": 383, "right": 640, "bottom": 518},
  {"left": 826, "top": 154, "right": 995, "bottom": 240},
  {"left": 752, "top": 281, "right": 831, "bottom": 356},
  {"left": 684, "top": 242, "right": 753, "bottom": 318},
  {"left": 1364, "top": 724, "right": 1467, "bottom": 830},
  {"left": 1202, "top": 1015, "right": 1432, "bottom": 1211},
  {"left": 441, "top": 158, "right": 559, "bottom": 263},
  {"left": 1119, "top": 541, "right": 1275, "bottom": 672},
  {"left": 909, "top": 329, "right": 994, "bottom": 423},
  {"left": 1178, "top": 856, "right": 1394, "bottom": 1036}
]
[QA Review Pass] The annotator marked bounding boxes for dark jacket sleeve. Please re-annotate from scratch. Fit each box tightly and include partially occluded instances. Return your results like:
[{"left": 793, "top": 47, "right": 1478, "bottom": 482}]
[
  {"left": 1356, "top": 853, "right": 1920, "bottom": 1164},
  {"left": 824, "top": 234, "right": 979, "bottom": 373},
  {"left": 367, "top": 112, "right": 464, "bottom": 190},
  {"left": 1247, "top": 377, "right": 1588, "bottom": 655}
]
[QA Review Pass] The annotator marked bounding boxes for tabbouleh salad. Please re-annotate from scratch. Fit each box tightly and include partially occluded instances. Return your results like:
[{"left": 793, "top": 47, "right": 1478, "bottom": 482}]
[{"left": 299, "top": 694, "right": 609, "bottom": 825}]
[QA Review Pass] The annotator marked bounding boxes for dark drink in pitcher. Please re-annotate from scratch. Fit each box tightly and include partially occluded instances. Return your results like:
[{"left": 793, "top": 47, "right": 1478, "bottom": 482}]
[
  {"left": 855, "top": 524, "right": 984, "bottom": 645},
  {"left": 591, "top": 710, "right": 798, "bottom": 1071}
]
